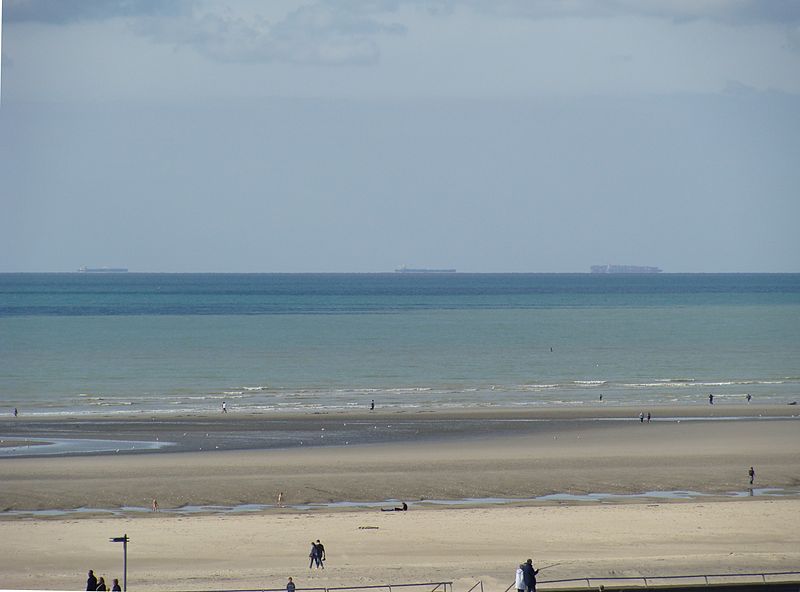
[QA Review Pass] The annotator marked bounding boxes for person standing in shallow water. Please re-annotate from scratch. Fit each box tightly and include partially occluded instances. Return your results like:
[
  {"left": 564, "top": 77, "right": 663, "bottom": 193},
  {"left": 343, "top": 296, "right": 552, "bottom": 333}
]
[
  {"left": 370, "top": 399, "right": 375, "bottom": 411},
  {"left": 749, "top": 466, "right": 755, "bottom": 485}
]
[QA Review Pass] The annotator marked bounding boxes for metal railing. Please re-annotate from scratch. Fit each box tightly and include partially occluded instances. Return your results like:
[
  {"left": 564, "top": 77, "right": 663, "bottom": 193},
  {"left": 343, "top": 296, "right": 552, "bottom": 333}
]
[
  {"left": 499, "top": 570, "right": 800, "bottom": 591},
  {"left": 178, "top": 581, "right": 453, "bottom": 592}
]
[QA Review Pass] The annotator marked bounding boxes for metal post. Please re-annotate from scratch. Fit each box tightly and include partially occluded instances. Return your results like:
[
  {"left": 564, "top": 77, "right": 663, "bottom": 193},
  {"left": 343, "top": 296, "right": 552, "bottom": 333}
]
[{"left": 110, "top": 534, "right": 130, "bottom": 592}]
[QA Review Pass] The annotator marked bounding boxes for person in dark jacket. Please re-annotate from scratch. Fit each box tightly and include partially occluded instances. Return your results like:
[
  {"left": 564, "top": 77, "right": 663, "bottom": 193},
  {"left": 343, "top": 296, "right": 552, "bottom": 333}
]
[
  {"left": 522, "top": 558, "right": 539, "bottom": 592},
  {"left": 96, "top": 576, "right": 107, "bottom": 591},
  {"left": 316, "top": 540, "right": 326, "bottom": 568},
  {"left": 111, "top": 579, "right": 121, "bottom": 592},
  {"left": 86, "top": 570, "right": 98, "bottom": 591}
]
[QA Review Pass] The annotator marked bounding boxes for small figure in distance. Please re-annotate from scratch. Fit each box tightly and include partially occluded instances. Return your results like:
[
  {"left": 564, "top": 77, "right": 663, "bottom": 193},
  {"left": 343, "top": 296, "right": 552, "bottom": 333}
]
[
  {"left": 111, "top": 579, "right": 121, "bottom": 592},
  {"left": 222, "top": 401, "right": 227, "bottom": 413},
  {"left": 646, "top": 412, "right": 651, "bottom": 423},
  {"left": 13, "top": 407, "right": 18, "bottom": 417},
  {"left": 515, "top": 563, "right": 526, "bottom": 592},
  {"left": 639, "top": 412, "right": 644, "bottom": 423},
  {"left": 599, "top": 394, "right": 603, "bottom": 402},
  {"left": 86, "top": 570, "right": 98, "bottom": 591},
  {"left": 286, "top": 577, "right": 296, "bottom": 592},
  {"left": 522, "top": 558, "right": 539, "bottom": 592},
  {"left": 709, "top": 393, "right": 714, "bottom": 405},
  {"left": 370, "top": 399, "right": 375, "bottom": 411},
  {"left": 96, "top": 576, "right": 107, "bottom": 591},
  {"left": 152, "top": 498, "right": 159, "bottom": 512},
  {"left": 748, "top": 466, "right": 755, "bottom": 485},
  {"left": 309, "top": 541, "right": 320, "bottom": 569},
  {"left": 277, "top": 491, "right": 284, "bottom": 507},
  {"left": 746, "top": 393, "right": 752, "bottom": 403}
]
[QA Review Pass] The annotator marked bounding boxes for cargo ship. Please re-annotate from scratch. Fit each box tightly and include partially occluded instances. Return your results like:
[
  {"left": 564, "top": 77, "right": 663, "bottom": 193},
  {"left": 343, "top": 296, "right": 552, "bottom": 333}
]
[
  {"left": 591, "top": 265, "right": 662, "bottom": 274},
  {"left": 395, "top": 266, "right": 456, "bottom": 273},
  {"left": 78, "top": 266, "right": 129, "bottom": 273}
]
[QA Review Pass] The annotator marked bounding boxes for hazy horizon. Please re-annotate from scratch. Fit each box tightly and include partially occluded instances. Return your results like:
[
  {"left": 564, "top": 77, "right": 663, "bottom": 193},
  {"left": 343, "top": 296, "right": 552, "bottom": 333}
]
[{"left": 2, "top": 1, "right": 799, "bottom": 273}]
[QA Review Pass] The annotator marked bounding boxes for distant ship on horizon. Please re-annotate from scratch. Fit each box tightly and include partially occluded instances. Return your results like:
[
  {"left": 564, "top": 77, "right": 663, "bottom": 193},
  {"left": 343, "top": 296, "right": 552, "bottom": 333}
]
[
  {"left": 395, "top": 265, "right": 456, "bottom": 273},
  {"left": 591, "top": 264, "right": 662, "bottom": 274},
  {"left": 78, "top": 266, "right": 129, "bottom": 273}
]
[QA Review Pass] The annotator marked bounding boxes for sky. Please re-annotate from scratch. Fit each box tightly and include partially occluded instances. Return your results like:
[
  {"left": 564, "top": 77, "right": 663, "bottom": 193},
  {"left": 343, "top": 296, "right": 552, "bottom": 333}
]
[{"left": 1, "top": 0, "right": 799, "bottom": 272}]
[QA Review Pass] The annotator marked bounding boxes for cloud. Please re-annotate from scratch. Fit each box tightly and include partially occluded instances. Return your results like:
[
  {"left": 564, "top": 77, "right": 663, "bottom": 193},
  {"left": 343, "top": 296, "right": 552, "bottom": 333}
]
[
  {"left": 5, "top": 0, "right": 797, "bottom": 68},
  {"left": 466, "top": 0, "right": 800, "bottom": 25},
  {"left": 133, "top": 3, "right": 405, "bottom": 65},
  {"left": 4, "top": 0, "right": 193, "bottom": 23},
  {"left": 5, "top": 0, "right": 406, "bottom": 66}
]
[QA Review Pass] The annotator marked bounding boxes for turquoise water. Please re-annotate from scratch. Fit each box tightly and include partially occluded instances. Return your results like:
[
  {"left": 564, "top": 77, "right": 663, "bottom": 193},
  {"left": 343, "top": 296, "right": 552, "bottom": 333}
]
[{"left": 1, "top": 273, "right": 798, "bottom": 415}]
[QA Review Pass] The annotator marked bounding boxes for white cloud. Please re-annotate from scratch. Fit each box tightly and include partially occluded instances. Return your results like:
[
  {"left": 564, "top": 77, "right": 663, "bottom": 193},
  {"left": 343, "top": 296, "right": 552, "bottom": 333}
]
[{"left": 132, "top": 3, "right": 406, "bottom": 65}]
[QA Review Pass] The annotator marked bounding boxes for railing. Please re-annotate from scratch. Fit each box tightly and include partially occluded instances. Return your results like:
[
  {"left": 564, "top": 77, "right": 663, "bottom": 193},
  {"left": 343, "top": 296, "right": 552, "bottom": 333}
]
[
  {"left": 177, "top": 581, "right": 453, "bottom": 592},
  {"left": 172, "top": 573, "right": 800, "bottom": 592},
  {"left": 498, "top": 570, "right": 800, "bottom": 591}
]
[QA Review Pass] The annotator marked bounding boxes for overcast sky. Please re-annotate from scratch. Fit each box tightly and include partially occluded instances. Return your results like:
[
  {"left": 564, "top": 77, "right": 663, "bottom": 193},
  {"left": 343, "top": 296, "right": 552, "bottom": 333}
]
[{"left": 1, "top": 0, "right": 799, "bottom": 272}]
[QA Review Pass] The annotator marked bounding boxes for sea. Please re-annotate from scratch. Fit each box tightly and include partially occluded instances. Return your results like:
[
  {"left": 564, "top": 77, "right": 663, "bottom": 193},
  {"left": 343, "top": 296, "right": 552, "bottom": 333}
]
[{"left": 1, "top": 273, "right": 799, "bottom": 416}]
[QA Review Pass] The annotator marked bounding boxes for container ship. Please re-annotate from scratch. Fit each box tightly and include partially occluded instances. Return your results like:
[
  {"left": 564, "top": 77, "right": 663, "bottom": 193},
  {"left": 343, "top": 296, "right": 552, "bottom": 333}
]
[
  {"left": 395, "top": 266, "right": 456, "bottom": 273},
  {"left": 591, "top": 265, "right": 662, "bottom": 274},
  {"left": 78, "top": 266, "right": 129, "bottom": 273}
]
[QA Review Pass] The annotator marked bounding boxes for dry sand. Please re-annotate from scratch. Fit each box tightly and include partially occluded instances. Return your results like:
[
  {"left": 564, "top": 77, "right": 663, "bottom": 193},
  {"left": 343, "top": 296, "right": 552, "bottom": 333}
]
[{"left": 0, "top": 408, "right": 798, "bottom": 590}]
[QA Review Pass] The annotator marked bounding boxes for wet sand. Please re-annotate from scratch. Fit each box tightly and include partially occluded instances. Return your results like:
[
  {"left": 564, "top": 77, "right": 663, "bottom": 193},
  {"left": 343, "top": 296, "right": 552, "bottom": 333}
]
[{"left": 0, "top": 406, "right": 798, "bottom": 590}]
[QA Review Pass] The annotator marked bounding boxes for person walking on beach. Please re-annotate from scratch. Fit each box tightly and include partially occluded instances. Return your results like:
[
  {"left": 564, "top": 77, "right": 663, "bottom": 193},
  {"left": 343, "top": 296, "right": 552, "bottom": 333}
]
[
  {"left": 639, "top": 412, "right": 644, "bottom": 423},
  {"left": 309, "top": 541, "right": 320, "bottom": 569},
  {"left": 286, "top": 577, "right": 296, "bottom": 592},
  {"left": 96, "top": 576, "right": 108, "bottom": 591},
  {"left": 647, "top": 412, "right": 651, "bottom": 423},
  {"left": 111, "top": 579, "right": 121, "bottom": 592},
  {"left": 86, "top": 570, "right": 98, "bottom": 591},
  {"left": 152, "top": 498, "right": 159, "bottom": 512},
  {"left": 515, "top": 563, "right": 526, "bottom": 592},
  {"left": 746, "top": 393, "right": 752, "bottom": 403},
  {"left": 522, "top": 558, "right": 539, "bottom": 592},
  {"left": 370, "top": 399, "right": 375, "bottom": 411},
  {"left": 749, "top": 466, "right": 755, "bottom": 485},
  {"left": 222, "top": 401, "right": 227, "bottom": 413},
  {"left": 277, "top": 491, "right": 284, "bottom": 507},
  {"left": 316, "top": 539, "right": 326, "bottom": 567},
  {"left": 709, "top": 393, "right": 714, "bottom": 405},
  {"left": 13, "top": 407, "right": 17, "bottom": 417}
]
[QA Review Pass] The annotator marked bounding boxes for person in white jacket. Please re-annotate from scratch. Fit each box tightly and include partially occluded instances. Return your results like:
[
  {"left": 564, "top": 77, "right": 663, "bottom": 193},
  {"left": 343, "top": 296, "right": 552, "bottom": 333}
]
[{"left": 515, "top": 564, "right": 526, "bottom": 592}]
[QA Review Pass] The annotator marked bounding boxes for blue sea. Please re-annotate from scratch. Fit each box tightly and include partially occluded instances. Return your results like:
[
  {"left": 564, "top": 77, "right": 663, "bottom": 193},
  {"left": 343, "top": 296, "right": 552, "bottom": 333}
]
[{"left": 1, "top": 273, "right": 798, "bottom": 416}]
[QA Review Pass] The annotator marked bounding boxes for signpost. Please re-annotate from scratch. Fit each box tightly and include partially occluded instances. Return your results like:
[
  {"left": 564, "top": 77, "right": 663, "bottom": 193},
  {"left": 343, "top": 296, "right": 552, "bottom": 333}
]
[{"left": 110, "top": 534, "right": 129, "bottom": 591}]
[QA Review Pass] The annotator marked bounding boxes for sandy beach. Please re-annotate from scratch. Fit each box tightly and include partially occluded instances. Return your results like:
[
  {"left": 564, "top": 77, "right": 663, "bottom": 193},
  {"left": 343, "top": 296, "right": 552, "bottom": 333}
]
[{"left": 0, "top": 407, "right": 798, "bottom": 590}]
